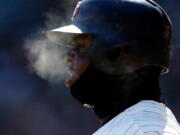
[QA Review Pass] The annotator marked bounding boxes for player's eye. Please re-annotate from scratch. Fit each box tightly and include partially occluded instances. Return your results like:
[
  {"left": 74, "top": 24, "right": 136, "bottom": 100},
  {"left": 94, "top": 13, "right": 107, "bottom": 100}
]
[{"left": 73, "top": 45, "right": 87, "bottom": 54}]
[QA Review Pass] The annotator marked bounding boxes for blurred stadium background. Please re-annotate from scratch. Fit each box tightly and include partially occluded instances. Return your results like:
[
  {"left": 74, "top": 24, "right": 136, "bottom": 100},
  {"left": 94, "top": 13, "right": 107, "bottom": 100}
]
[{"left": 0, "top": 0, "right": 179, "bottom": 135}]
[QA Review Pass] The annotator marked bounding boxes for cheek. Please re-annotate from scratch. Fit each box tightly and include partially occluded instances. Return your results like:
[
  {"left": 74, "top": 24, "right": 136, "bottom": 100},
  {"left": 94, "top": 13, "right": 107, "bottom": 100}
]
[{"left": 73, "top": 55, "right": 90, "bottom": 75}]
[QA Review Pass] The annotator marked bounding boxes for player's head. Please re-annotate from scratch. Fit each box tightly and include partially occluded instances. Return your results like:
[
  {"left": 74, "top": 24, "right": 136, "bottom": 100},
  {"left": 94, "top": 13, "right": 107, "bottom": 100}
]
[{"left": 48, "top": 0, "right": 172, "bottom": 118}]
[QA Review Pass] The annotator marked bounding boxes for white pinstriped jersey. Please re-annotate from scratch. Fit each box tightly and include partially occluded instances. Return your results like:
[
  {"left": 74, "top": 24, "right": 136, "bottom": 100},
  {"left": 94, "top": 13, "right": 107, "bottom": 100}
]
[{"left": 93, "top": 100, "right": 180, "bottom": 135}]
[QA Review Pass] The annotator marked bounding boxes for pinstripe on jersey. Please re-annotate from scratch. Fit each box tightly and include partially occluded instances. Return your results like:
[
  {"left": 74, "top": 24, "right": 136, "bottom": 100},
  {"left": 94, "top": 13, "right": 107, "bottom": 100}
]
[{"left": 92, "top": 100, "right": 180, "bottom": 135}]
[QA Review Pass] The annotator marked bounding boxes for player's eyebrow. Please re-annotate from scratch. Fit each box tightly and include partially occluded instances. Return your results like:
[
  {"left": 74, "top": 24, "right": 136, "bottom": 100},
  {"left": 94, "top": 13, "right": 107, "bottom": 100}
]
[{"left": 72, "top": 34, "right": 94, "bottom": 49}]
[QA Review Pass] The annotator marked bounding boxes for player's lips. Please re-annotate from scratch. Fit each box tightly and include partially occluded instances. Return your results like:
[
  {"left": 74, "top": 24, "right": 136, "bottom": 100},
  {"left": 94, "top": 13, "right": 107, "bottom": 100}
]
[
  {"left": 65, "top": 70, "right": 80, "bottom": 87},
  {"left": 64, "top": 53, "right": 90, "bottom": 87},
  {"left": 65, "top": 62, "right": 89, "bottom": 86},
  {"left": 64, "top": 60, "right": 78, "bottom": 87}
]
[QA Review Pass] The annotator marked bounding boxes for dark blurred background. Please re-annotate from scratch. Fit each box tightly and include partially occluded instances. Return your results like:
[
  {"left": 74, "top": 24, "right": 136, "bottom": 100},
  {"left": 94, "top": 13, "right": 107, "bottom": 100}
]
[{"left": 0, "top": 0, "right": 179, "bottom": 135}]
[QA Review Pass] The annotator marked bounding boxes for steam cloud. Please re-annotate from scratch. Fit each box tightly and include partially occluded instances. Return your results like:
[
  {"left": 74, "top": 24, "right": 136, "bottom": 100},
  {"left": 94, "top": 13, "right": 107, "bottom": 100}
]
[
  {"left": 25, "top": 0, "right": 78, "bottom": 83},
  {"left": 25, "top": 37, "right": 68, "bottom": 83}
]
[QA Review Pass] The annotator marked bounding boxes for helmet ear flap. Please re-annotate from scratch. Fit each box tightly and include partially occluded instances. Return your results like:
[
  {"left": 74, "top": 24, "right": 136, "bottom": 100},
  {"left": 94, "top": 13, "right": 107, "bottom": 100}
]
[
  {"left": 106, "top": 45, "right": 130, "bottom": 61},
  {"left": 106, "top": 47, "right": 123, "bottom": 61}
]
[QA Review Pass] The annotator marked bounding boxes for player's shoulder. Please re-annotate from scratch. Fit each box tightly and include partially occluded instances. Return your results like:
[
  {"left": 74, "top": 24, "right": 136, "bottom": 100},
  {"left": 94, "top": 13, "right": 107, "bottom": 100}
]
[
  {"left": 92, "top": 100, "right": 180, "bottom": 135},
  {"left": 125, "top": 100, "right": 180, "bottom": 135}
]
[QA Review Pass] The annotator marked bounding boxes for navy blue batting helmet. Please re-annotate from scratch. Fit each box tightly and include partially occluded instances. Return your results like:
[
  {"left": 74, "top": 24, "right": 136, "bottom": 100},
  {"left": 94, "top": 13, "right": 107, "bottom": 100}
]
[{"left": 48, "top": 0, "right": 172, "bottom": 75}]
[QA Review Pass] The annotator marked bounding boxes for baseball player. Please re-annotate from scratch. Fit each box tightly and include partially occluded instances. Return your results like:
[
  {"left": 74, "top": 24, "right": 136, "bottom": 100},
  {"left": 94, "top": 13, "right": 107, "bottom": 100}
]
[{"left": 47, "top": 0, "right": 180, "bottom": 134}]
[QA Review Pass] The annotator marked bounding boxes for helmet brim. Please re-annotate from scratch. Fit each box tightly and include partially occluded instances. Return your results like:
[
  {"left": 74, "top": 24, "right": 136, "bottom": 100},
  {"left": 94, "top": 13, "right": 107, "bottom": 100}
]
[
  {"left": 50, "top": 25, "right": 83, "bottom": 34},
  {"left": 47, "top": 25, "right": 90, "bottom": 46}
]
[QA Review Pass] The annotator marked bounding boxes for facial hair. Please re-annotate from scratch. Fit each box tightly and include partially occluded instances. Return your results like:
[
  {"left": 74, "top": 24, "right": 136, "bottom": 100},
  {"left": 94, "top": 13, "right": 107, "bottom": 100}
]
[
  {"left": 70, "top": 64, "right": 161, "bottom": 119},
  {"left": 70, "top": 64, "right": 124, "bottom": 118}
]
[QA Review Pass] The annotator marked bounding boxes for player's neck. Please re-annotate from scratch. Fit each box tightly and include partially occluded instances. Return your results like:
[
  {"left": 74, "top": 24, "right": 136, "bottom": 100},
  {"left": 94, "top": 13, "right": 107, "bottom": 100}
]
[{"left": 95, "top": 67, "right": 162, "bottom": 125}]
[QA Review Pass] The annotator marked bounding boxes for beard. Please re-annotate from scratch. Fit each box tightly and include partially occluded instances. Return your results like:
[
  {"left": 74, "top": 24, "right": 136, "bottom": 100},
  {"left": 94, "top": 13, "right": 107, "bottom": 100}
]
[
  {"left": 70, "top": 64, "right": 161, "bottom": 119},
  {"left": 70, "top": 64, "right": 124, "bottom": 118}
]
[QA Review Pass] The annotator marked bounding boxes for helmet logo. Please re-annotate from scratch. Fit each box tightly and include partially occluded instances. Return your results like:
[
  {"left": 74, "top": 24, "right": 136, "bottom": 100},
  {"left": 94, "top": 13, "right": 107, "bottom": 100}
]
[{"left": 72, "top": 1, "right": 82, "bottom": 21}]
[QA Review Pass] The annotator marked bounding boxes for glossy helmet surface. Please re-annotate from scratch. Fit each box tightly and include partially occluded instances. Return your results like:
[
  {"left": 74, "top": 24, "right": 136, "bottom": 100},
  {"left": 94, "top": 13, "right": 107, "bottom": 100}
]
[{"left": 48, "top": 0, "right": 172, "bottom": 75}]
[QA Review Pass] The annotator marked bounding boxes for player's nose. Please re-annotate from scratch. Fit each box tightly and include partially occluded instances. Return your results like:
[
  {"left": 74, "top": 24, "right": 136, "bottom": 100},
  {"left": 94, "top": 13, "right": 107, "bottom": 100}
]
[{"left": 64, "top": 50, "right": 76, "bottom": 65}]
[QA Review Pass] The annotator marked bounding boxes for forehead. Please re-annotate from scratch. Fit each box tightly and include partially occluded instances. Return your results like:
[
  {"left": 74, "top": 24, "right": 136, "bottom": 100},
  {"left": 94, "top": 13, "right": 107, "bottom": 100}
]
[{"left": 71, "top": 34, "right": 94, "bottom": 47}]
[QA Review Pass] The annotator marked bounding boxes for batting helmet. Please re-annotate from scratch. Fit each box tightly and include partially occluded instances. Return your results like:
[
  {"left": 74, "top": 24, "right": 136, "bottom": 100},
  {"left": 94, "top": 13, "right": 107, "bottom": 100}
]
[{"left": 47, "top": 0, "right": 172, "bottom": 75}]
